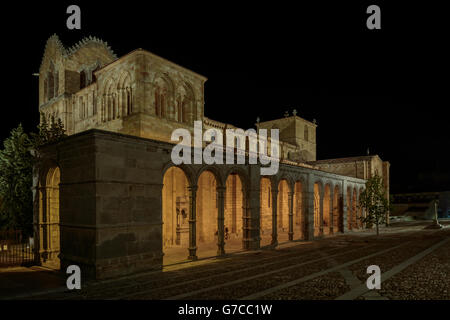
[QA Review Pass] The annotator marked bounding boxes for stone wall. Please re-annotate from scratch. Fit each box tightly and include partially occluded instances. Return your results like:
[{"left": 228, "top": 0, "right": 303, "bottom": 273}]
[
  {"left": 310, "top": 155, "right": 390, "bottom": 197},
  {"left": 34, "top": 129, "right": 366, "bottom": 279},
  {"left": 257, "top": 115, "right": 317, "bottom": 162}
]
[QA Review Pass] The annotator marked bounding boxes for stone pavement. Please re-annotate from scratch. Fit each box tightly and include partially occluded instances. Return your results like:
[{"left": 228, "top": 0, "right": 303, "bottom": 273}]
[
  {"left": 1, "top": 220, "right": 449, "bottom": 300},
  {"left": 0, "top": 266, "right": 66, "bottom": 299}
]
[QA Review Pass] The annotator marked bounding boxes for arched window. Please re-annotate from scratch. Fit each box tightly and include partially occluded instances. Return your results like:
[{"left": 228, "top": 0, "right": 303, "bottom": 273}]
[
  {"left": 104, "top": 79, "right": 116, "bottom": 121},
  {"left": 154, "top": 76, "right": 172, "bottom": 118},
  {"left": 155, "top": 87, "right": 167, "bottom": 117},
  {"left": 160, "top": 94, "right": 165, "bottom": 117},
  {"left": 117, "top": 72, "right": 132, "bottom": 117},
  {"left": 176, "top": 83, "right": 195, "bottom": 124}
]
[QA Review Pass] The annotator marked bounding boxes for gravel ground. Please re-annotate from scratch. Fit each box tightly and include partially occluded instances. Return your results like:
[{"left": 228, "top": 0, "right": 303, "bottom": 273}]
[
  {"left": 348, "top": 235, "right": 444, "bottom": 284},
  {"left": 379, "top": 239, "right": 450, "bottom": 299},
  {"left": 128, "top": 250, "right": 345, "bottom": 300},
  {"left": 22, "top": 222, "right": 450, "bottom": 300},
  {"left": 180, "top": 243, "right": 395, "bottom": 300},
  {"left": 260, "top": 272, "right": 350, "bottom": 300},
  {"left": 46, "top": 245, "right": 348, "bottom": 300},
  {"left": 32, "top": 246, "right": 328, "bottom": 300}
]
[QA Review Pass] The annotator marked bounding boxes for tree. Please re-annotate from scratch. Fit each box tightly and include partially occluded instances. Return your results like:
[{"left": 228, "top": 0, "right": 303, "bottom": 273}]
[
  {"left": 358, "top": 174, "right": 391, "bottom": 236},
  {"left": 0, "top": 114, "right": 66, "bottom": 235},
  {"left": 30, "top": 113, "right": 66, "bottom": 148},
  {"left": 0, "top": 124, "right": 34, "bottom": 235}
]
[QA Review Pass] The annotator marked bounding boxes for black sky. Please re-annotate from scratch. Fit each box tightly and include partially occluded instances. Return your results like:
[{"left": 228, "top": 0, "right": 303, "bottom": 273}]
[{"left": 3, "top": 1, "right": 449, "bottom": 193}]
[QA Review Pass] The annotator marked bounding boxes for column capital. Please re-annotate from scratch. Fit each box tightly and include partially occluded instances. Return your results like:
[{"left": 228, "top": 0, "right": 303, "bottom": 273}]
[
  {"left": 216, "top": 186, "right": 226, "bottom": 192},
  {"left": 188, "top": 185, "right": 198, "bottom": 192}
]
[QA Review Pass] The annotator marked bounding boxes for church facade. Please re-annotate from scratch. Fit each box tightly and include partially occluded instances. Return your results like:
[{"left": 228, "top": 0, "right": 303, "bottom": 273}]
[{"left": 34, "top": 35, "right": 389, "bottom": 279}]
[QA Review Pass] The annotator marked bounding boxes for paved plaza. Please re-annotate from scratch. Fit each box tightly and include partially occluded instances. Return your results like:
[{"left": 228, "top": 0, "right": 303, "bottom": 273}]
[{"left": 1, "top": 220, "right": 449, "bottom": 300}]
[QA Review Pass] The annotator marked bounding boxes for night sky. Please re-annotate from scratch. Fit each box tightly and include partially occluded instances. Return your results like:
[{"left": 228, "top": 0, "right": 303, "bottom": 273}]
[{"left": 3, "top": 1, "right": 449, "bottom": 194}]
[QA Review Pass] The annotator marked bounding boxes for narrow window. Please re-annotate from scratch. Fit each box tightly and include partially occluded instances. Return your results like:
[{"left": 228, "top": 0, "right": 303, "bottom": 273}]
[
  {"left": 155, "top": 92, "right": 160, "bottom": 116},
  {"left": 127, "top": 89, "right": 132, "bottom": 115},
  {"left": 160, "top": 94, "right": 165, "bottom": 117},
  {"left": 80, "top": 70, "right": 86, "bottom": 89}
]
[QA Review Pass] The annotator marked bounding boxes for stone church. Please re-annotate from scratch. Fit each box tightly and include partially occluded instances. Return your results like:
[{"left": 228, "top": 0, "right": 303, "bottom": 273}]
[{"left": 35, "top": 35, "right": 390, "bottom": 279}]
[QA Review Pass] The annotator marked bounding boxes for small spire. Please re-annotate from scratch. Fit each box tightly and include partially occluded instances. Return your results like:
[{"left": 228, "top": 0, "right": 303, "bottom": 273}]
[
  {"left": 284, "top": 111, "right": 289, "bottom": 117},
  {"left": 292, "top": 109, "right": 297, "bottom": 116},
  {"left": 312, "top": 118, "right": 317, "bottom": 124},
  {"left": 256, "top": 117, "right": 260, "bottom": 123},
  {"left": 367, "top": 147, "right": 370, "bottom": 155}
]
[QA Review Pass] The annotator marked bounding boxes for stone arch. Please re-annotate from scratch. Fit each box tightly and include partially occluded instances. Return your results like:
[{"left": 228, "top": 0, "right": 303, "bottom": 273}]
[
  {"left": 196, "top": 169, "right": 219, "bottom": 258},
  {"left": 117, "top": 71, "right": 133, "bottom": 116},
  {"left": 154, "top": 74, "right": 175, "bottom": 119},
  {"left": 223, "top": 166, "right": 249, "bottom": 192},
  {"left": 176, "top": 81, "right": 196, "bottom": 124},
  {"left": 161, "top": 162, "right": 195, "bottom": 188},
  {"left": 102, "top": 76, "right": 117, "bottom": 122},
  {"left": 277, "top": 178, "right": 291, "bottom": 241},
  {"left": 223, "top": 168, "right": 248, "bottom": 252},
  {"left": 161, "top": 166, "right": 190, "bottom": 264},
  {"left": 195, "top": 165, "right": 224, "bottom": 189},
  {"left": 37, "top": 163, "right": 61, "bottom": 269},
  {"left": 271, "top": 172, "right": 294, "bottom": 193}
]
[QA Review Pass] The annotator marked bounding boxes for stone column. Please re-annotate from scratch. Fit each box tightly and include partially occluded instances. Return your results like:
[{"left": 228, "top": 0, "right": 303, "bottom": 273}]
[
  {"left": 319, "top": 188, "right": 324, "bottom": 236},
  {"left": 305, "top": 174, "right": 315, "bottom": 240},
  {"left": 288, "top": 191, "right": 294, "bottom": 241},
  {"left": 188, "top": 185, "right": 198, "bottom": 260},
  {"left": 355, "top": 191, "right": 360, "bottom": 229},
  {"left": 244, "top": 166, "right": 261, "bottom": 250},
  {"left": 216, "top": 186, "right": 226, "bottom": 256},
  {"left": 342, "top": 181, "right": 348, "bottom": 233},
  {"left": 271, "top": 187, "right": 278, "bottom": 247},
  {"left": 242, "top": 189, "right": 251, "bottom": 250},
  {"left": 118, "top": 88, "right": 123, "bottom": 118},
  {"left": 329, "top": 187, "right": 334, "bottom": 234},
  {"left": 37, "top": 186, "right": 47, "bottom": 262}
]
